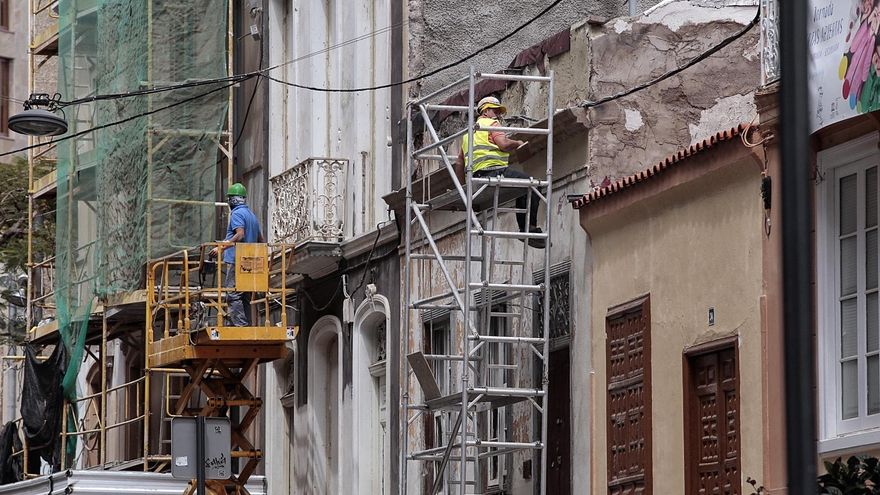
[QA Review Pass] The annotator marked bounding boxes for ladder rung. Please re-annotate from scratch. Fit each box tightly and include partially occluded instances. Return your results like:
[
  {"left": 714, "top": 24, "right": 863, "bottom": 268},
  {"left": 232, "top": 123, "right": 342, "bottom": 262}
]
[
  {"left": 468, "top": 282, "right": 542, "bottom": 292},
  {"left": 489, "top": 311, "right": 521, "bottom": 318},
  {"left": 476, "top": 72, "right": 552, "bottom": 83},
  {"left": 471, "top": 229, "right": 547, "bottom": 240},
  {"left": 496, "top": 207, "right": 528, "bottom": 213},
  {"left": 475, "top": 125, "right": 549, "bottom": 135},
  {"left": 471, "top": 335, "right": 545, "bottom": 344},
  {"left": 411, "top": 254, "right": 484, "bottom": 262},
  {"left": 470, "top": 386, "right": 544, "bottom": 397},
  {"left": 487, "top": 364, "right": 518, "bottom": 370},
  {"left": 471, "top": 177, "right": 548, "bottom": 188},
  {"left": 467, "top": 440, "right": 543, "bottom": 450}
]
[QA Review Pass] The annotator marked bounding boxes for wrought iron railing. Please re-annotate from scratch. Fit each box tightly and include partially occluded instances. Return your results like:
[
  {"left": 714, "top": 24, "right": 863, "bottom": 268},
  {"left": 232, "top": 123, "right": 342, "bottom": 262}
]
[{"left": 270, "top": 158, "right": 348, "bottom": 245}]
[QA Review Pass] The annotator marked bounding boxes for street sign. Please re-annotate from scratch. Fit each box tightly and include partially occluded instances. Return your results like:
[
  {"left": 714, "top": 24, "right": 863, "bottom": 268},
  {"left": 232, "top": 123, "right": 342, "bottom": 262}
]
[{"left": 170, "top": 417, "right": 231, "bottom": 480}]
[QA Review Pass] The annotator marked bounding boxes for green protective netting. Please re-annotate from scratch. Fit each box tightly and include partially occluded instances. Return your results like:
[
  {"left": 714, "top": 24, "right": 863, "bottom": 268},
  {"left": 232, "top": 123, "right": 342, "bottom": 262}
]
[{"left": 54, "top": 0, "right": 228, "bottom": 456}]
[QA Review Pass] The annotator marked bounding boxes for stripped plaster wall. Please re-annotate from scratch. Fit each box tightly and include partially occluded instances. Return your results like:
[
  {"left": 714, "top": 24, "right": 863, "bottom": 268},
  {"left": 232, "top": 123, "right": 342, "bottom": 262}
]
[
  {"left": 406, "top": 0, "right": 655, "bottom": 97},
  {"left": 586, "top": 0, "right": 760, "bottom": 185}
]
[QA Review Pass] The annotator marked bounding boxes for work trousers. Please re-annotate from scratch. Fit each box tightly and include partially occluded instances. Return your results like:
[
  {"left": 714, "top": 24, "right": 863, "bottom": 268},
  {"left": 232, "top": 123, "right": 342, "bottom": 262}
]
[
  {"left": 224, "top": 265, "right": 251, "bottom": 327},
  {"left": 473, "top": 167, "right": 540, "bottom": 232}
]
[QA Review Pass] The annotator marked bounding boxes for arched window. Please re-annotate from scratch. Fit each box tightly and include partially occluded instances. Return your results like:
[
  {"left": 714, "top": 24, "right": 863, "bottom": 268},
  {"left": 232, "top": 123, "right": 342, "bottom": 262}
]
[
  {"left": 353, "top": 297, "right": 391, "bottom": 494},
  {"left": 307, "top": 315, "right": 344, "bottom": 493}
]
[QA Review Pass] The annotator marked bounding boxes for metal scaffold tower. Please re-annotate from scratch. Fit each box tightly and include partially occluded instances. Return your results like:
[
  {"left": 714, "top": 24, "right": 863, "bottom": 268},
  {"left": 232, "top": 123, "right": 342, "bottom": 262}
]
[{"left": 401, "top": 68, "right": 554, "bottom": 494}]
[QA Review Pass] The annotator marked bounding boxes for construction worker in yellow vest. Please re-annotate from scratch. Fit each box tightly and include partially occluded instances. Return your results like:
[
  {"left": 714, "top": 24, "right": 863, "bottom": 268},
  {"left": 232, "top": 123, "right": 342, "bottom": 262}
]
[{"left": 456, "top": 96, "right": 546, "bottom": 248}]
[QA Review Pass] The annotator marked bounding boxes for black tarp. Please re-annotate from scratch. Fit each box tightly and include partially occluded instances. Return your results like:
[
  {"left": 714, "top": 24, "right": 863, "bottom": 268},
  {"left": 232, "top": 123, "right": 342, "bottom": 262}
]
[
  {"left": 0, "top": 421, "right": 23, "bottom": 484},
  {"left": 20, "top": 344, "right": 67, "bottom": 470}
]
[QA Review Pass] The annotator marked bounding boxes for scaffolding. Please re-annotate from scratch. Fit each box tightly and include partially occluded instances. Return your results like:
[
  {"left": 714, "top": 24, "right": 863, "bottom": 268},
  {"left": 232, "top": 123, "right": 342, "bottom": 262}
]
[
  {"left": 18, "top": 0, "right": 246, "bottom": 484},
  {"left": 401, "top": 68, "right": 554, "bottom": 494}
]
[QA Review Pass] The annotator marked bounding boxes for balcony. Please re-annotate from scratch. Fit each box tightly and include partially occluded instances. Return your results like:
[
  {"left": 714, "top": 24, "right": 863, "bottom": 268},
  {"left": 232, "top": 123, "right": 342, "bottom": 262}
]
[{"left": 270, "top": 157, "right": 348, "bottom": 279}]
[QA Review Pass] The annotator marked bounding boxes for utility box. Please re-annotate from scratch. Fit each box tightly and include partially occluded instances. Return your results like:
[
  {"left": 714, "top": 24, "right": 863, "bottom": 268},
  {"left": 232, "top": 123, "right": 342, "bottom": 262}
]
[
  {"left": 171, "top": 417, "right": 231, "bottom": 480},
  {"left": 235, "top": 243, "right": 269, "bottom": 292}
]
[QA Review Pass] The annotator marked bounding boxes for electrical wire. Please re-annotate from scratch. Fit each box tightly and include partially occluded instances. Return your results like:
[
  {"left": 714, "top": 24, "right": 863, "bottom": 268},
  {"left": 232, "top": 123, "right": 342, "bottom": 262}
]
[
  {"left": 580, "top": 8, "right": 759, "bottom": 109},
  {"left": 3, "top": 3, "right": 757, "bottom": 159},
  {"left": 263, "top": 0, "right": 565, "bottom": 93},
  {"left": 57, "top": 20, "right": 408, "bottom": 108},
  {"left": 0, "top": 79, "right": 245, "bottom": 158}
]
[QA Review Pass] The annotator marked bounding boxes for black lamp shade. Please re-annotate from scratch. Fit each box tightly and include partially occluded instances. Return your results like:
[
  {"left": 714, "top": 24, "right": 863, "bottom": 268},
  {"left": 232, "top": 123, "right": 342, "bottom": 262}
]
[{"left": 8, "top": 108, "right": 68, "bottom": 136}]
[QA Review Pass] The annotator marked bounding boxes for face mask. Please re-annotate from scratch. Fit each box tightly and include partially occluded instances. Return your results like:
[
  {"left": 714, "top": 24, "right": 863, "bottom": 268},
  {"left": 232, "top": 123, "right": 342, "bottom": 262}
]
[{"left": 228, "top": 196, "right": 246, "bottom": 208}]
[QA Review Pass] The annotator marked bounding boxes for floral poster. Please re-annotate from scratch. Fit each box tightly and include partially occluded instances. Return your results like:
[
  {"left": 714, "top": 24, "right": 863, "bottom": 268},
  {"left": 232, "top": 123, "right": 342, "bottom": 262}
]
[{"left": 809, "top": 0, "right": 880, "bottom": 132}]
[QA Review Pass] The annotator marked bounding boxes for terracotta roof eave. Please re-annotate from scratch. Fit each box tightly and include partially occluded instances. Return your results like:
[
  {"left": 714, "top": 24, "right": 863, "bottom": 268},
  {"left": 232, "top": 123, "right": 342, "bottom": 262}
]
[{"left": 571, "top": 124, "right": 748, "bottom": 209}]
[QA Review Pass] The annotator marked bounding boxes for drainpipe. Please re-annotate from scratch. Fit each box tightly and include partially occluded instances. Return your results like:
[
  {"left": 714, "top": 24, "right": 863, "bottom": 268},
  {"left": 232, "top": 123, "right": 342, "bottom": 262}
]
[{"left": 2, "top": 350, "right": 16, "bottom": 423}]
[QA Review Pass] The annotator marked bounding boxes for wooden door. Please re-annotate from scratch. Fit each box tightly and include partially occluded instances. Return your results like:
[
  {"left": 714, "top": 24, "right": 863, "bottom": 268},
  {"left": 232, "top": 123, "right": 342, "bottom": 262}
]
[
  {"left": 546, "top": 348, "right": 572, "bottom": 493},
  {"left": 685, "top": 344, "right": 740, "bottom": 495}
]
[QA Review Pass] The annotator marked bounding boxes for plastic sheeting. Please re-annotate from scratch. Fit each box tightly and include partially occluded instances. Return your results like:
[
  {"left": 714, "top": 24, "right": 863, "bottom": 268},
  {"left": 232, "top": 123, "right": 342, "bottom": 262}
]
[
  {"left": 0, "top": 422, "right": 23, "bottom": 485},
  {"left": 19, "top": 345, "right": 66, "bottom": 470}
]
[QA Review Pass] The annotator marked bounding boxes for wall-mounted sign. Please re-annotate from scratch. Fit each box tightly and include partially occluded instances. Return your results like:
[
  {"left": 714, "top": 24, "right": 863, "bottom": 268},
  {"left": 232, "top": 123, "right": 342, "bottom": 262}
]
[{"left": 810, "top": 0, "right": 880, "bottom": 132}]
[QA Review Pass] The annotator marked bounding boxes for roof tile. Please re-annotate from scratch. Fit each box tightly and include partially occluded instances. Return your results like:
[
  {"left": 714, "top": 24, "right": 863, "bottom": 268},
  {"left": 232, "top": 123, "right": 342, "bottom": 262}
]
[{"left": 572, "top": 124, "right": 748, "bottom": 209}]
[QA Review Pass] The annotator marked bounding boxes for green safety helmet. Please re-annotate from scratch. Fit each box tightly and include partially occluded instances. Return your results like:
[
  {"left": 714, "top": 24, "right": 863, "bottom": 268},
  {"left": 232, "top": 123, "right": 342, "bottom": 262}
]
[{"left": 227, "top": 182, "right": 247, "bottom": 197}]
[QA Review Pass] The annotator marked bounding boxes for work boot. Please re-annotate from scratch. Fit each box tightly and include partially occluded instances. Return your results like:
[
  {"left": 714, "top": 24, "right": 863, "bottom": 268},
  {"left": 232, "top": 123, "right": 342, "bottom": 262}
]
[{"left": 526, "top": 226, "right": 546, "bottom": 249}]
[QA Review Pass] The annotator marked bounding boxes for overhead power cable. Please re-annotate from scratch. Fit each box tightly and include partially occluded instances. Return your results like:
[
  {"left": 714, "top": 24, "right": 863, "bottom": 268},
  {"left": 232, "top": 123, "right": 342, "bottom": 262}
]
[
  {"left": 263, "top": 0, "right": 565, "bottom": 92},
  {"left": 55, "top": 20, "right": 408, "bottom": 108},
  {"left": 580, "top": 8, "right": 759, "bottom": 109},
  {"left": 2, "top": 3, "right": 758, "bottom": 159}
]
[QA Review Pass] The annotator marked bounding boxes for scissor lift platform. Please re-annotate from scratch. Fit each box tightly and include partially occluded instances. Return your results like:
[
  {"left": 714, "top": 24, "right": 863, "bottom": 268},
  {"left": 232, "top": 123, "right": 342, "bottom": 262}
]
[{"left": 145, "top": 242, "right": 295, "bottom": 494}]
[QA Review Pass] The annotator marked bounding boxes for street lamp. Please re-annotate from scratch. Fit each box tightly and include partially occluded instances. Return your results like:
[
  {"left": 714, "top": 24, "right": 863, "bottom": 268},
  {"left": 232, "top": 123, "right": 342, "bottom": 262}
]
[{"left": 7, "top": 93, "right": 68, "bottom": 137}]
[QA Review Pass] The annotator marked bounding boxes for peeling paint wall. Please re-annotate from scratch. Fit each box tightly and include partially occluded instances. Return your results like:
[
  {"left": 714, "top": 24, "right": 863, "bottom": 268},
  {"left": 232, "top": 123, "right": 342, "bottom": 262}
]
[
  {"left": 407, "top": 0, "right": 657, "bottom": 96},
  {"left": 586, "top": 1, "right": 760, "bottom": 183}
]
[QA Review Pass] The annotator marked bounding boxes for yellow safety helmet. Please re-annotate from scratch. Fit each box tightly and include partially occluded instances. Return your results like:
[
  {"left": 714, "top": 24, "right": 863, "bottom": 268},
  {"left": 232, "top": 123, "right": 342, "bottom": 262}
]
[{"left": 477, "top": 96, "right": 507, "bottom": 115}]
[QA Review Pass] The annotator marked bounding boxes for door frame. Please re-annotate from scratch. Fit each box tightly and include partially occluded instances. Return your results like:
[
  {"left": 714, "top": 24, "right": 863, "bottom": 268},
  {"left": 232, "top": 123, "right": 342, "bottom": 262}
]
[{"left": 682, "top": 335, "right": 741, "bottom": 494}]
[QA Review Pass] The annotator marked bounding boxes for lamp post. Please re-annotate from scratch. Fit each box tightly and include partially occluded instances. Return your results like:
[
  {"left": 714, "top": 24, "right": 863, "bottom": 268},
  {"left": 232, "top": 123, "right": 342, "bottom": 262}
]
[{"left": 7, "top": 93, "right": 68, "bottom": 137}]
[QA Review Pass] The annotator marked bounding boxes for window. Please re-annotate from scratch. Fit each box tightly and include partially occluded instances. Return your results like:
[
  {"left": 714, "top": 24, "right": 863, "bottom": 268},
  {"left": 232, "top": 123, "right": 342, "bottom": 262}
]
[
  {"left": 684, "top": 341, "right": 740, "bottom": 494},
  {"left": 0, "top": 0, "right": 8, "bottom": 31},
  {"left": 606, "top": 295, "right": 651, "bottom": 495},
  {"left": 0, "top": 58, "right": 9, "bottom": 136},
  {"left": 486, "top": 304, "right": 508, "bottom": 487},
  {"left": 423, "top": 316, "right": 451, "bottom": 492},
  {"left": 818, "top": 134, "right": 880, "bottom": 450}
]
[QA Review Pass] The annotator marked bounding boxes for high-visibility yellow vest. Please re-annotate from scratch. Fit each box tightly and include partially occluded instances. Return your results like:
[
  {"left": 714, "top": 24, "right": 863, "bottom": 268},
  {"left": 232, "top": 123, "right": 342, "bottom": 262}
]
[{"left": 461, "top": 117, "right": 509, "bottom": 173}]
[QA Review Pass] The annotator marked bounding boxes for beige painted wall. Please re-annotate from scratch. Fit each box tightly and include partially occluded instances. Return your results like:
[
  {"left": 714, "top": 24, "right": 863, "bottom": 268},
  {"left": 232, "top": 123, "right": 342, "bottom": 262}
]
[{"left": 584, "top": 159, "right": 764, "bottom": 493}]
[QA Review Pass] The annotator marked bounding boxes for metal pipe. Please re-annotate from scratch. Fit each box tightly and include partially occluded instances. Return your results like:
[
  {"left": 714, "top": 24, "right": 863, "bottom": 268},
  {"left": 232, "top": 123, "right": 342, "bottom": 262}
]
[
  {"left": 412, "top": 75, "right": 470, "bottom": 105},
  {"left": 538, "top": 69, "right": 555, "bottom": 495},
  {"left": 423, "top": 104, "right": 471, "bottom": 112},
  {"left": 460, "top": 65, "right": 476, "bottom": 495},
  {"left": 471, "top": 177, "right": 549, "bottom": 188},
  {"left": 779, "top": 2, "right": 817, "bottom": 494},
  {"left": 100, "top": 310, "right": 107, "bottom": 466},
  {"left": 468, "top": 282, "right": 542, "bottom": 292},
  {"left": 412, "top": 127, "right": 467, "bottom": 156},
  {"left": 469, "top": 229, "right": 548, "bottom": 240},
  {"left": 474, "top": 126, "right": 549, "bottom": 135},
  {"left": 400, "top": 102, "right": 414, "bottom": 495},
  {"left": 470, "top": 335, "right": 545, "bottom": 344},
  {"left": 475, "top": 73, "right": 552, "bottom": 83}
]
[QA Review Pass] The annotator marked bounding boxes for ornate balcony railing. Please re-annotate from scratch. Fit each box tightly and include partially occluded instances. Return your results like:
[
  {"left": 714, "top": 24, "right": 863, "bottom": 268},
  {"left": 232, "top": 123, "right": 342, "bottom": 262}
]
[
  {"left": 270, "top": 158, "right": 348, "bottom": 246},
  {"left": 760, "top": 0, "right": 780, "bottom": 85}
]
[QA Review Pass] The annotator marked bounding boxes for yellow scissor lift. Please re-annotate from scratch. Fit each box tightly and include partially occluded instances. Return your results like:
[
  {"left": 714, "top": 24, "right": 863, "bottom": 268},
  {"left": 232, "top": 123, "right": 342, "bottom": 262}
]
[{"left": 145, "top": 242, "right": 295, "bottom": 495}]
